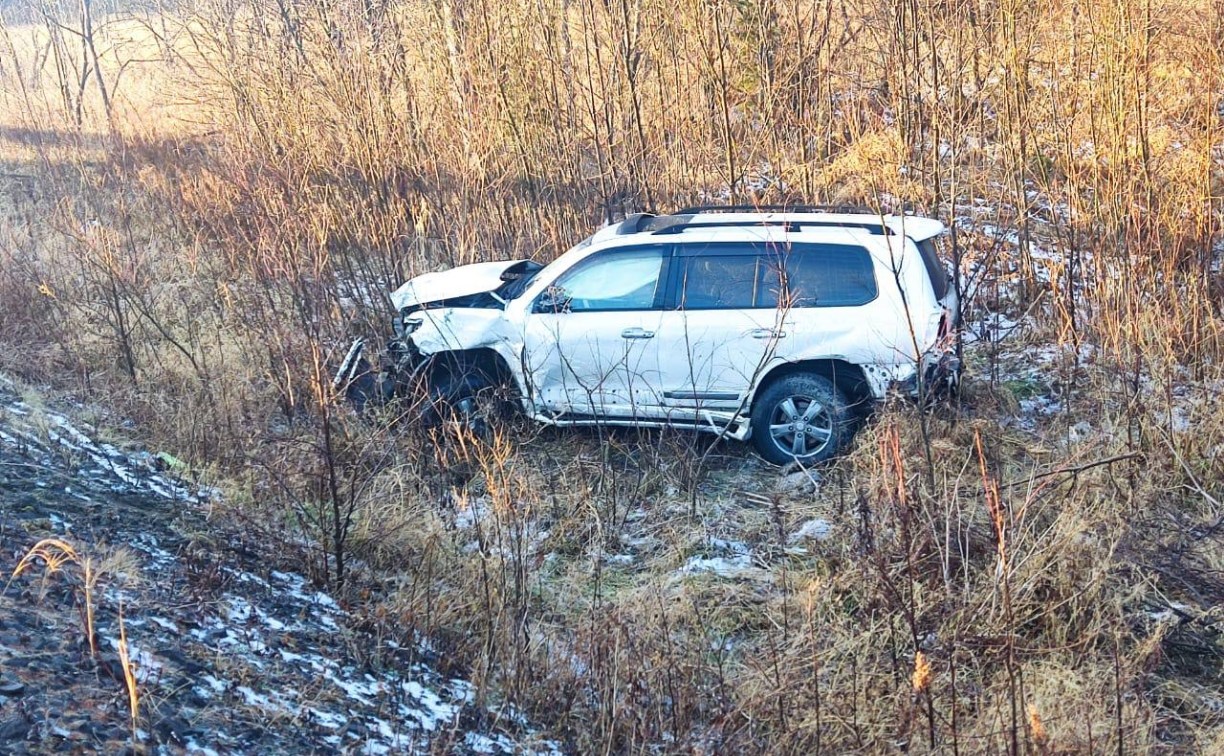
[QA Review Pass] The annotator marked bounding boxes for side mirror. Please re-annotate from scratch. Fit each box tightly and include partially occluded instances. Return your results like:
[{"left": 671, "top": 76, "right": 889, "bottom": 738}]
[{"left": 534, "top": 286, "right": 572, "bottom": 314}]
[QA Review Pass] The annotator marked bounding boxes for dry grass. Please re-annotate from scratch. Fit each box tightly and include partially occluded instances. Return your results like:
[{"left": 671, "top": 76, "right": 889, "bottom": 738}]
[
  {"left": 0, "top": 0, "right": 1222, "bottom": 751},
  {"left": 115, "top": 601, "right": 141, "bottom": 747},
  {"left": 10, "top": 538, "right": 101, "bottom": 657},
  {"left": 7, "top": 537, "right": 144, "bottom": 744}
]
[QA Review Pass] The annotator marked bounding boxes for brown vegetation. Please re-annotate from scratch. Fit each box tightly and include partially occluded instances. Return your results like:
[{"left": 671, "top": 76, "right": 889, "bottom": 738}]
[{"left": 1, "top": 0, "right": 1222, "bottom": 751}]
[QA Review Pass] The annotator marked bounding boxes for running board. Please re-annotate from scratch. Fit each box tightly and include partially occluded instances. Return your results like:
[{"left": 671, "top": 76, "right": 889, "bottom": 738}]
[{"left": 535, "top": 411, "right": 751, "bottom": 440}]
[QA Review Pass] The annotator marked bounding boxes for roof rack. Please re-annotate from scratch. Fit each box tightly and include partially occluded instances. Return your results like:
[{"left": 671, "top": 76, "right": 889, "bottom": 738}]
[
  {"left": 673, "top": 220, "right": 893, "bottom": 235},
  {"left": 651, "top": 220, "right": 803, "bottom": 235},
  {"left": 614, "top": 206, "right": 894, "bottom": 237},
  {"left": 675, "top": 203, "right": 877, "bottom": 215}
]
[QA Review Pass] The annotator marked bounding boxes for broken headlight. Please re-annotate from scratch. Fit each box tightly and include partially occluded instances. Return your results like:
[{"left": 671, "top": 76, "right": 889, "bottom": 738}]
[{"left": 393, "top": 310, "right": 424, "bottom": 339}]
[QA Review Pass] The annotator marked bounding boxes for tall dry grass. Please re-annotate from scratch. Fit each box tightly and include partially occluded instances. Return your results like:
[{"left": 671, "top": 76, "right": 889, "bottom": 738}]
[{"left": 0, "top": 0, "right": 1221, "bottom": 751}]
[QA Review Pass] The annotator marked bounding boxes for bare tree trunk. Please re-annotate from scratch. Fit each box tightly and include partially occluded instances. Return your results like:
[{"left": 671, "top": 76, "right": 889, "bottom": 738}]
[
  {"left": 712, "top": 3, "right": 737, "bottom": 202},
  {"left": 37, "top": 2, "right": 77, "bottom": 122},
  {"left": 80, "top": 0, "right": 114, "bottom": 129},
  {"left": 619, "top": 0, "right": 654, "bottom": 209}
]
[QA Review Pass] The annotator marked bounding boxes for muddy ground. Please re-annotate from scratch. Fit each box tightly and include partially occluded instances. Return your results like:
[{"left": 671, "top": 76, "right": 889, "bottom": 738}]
[{"left": 0, "top": 378, "right": 559, "bottom": 755}]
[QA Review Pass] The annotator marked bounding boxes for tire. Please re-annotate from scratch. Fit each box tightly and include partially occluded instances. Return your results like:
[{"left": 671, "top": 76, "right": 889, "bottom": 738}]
[
  {"left": 424, "top": 372, "right": 513, "bottom": 441},
  {"left": 749, "top": 373, "right": 851, "bottom": 465}
]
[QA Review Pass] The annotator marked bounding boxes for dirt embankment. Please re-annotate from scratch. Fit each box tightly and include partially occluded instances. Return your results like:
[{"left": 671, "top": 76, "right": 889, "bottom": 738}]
[{"left": 0, "top": 376, "right": 559, "bottom": 755}]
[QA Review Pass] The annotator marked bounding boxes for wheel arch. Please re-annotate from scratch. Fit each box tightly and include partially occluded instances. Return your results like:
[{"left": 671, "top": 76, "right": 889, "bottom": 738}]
[
  {"left": 750, "top": 358, "right": 874, "bottom": 413},
  {"left": 425, "top": 347, "right": 520, "bottom": 393}
]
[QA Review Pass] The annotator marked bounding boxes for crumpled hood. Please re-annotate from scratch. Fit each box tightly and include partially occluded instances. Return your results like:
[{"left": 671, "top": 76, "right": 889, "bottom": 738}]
[{"left": 390, "top": 260, "right": 524, "bottom": 310}]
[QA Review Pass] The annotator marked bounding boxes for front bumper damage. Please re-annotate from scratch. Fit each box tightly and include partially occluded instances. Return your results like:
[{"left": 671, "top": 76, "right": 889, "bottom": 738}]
[
  {"left": 331, "top": 338, "right": 368, "bottom": 394},
  {"left": 332, "top": 336, "right": 429, "bottom": 410}
]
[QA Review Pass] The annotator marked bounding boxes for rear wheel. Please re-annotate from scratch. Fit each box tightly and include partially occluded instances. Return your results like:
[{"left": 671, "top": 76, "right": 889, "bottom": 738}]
[{"left": 750, "top": 373, "right": 850, "bottom": 465}]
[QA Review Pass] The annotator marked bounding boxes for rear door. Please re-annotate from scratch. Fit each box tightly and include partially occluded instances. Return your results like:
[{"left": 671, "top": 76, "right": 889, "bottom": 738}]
[
  {"left": 765, "top": 240, "right": 884, "bottom": 374},
  {"left": 651, "top": 239, "right": 885, "bottom": 412},
  {"left": 652, "top": 242, "right": 788, "bottom": 414}
]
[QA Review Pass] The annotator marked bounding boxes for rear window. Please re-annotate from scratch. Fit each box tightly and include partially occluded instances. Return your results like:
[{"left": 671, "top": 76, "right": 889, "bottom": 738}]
[
  {"left": 760, "top": 243, "right": 878, "bottom": 308},
  {"left": 917, "top": 238, "right": 950, "bottom": 300}
]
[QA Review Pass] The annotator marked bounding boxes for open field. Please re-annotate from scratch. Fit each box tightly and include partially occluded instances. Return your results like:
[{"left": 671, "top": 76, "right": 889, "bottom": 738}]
[{"left": 1, "top": 0, "right": 1222, "bottom": 752}]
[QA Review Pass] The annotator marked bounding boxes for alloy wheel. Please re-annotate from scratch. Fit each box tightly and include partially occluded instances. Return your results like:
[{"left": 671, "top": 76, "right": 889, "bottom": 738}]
[{"left": 767, "top": 394, "right": 833, "bottom": 459}]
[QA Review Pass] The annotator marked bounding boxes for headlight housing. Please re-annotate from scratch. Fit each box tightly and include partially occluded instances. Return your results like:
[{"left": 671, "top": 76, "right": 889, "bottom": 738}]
[{"left": 394, "top": 310, "right": 424, "bottom": 338}]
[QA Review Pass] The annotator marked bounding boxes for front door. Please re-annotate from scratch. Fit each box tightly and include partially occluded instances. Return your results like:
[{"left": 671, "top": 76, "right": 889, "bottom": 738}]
[{"left": 520, "top": 245, "right": 669, "bottom": 417}]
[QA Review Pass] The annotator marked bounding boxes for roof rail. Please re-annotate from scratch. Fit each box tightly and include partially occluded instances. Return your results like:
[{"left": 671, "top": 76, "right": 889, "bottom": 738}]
[
  {"left": 674, "top": 203, "right": 877, "bottom": 215},
  {"left": 612, "top": 207, "right": 896, "bottom": 237},
  {"left": 648, "top": 215, "right": 893, "bottom": 236},
  {"left": 652, "top": 220, "right": 802, "bottom": 235}
]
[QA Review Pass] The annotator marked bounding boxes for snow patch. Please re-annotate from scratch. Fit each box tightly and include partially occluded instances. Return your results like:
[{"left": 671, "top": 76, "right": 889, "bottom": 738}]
[
  {"left": 789, "top": 519, "right": 832, "bottom": 543},
  {"left": 680, "top": 540, "right": 767, "bottom": 579}
]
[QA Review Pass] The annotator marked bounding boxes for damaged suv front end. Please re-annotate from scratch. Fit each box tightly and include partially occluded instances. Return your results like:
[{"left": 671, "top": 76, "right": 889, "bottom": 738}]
[{"left": 333, "top": 258, "right": 545, "bottom": 410}]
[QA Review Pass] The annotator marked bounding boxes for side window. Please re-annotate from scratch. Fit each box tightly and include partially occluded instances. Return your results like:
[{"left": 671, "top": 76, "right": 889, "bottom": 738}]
[
  {"left": 676, "top": 242, "right": 795, "bottom": 309},
  {"left": 542, "top": 246, "right": 665, "bottom": 312},
  {"left": 679, "top": 255, "right": 759, "bottom": 309},
  {"left": 756, "top": 256, "right": 783, "bottom": 307},
  {"left": 759, "top": 243, "right": 878, "bottom": 308}
]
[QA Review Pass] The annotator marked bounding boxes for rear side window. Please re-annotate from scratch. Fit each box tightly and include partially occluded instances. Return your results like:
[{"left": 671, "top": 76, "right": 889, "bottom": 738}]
[
  {"left": 674, "top": 242, "right": 877, "bottom": 309},
  {"left": 917, "top": 238, "right": 950, "bottom": 300},
  {"left": 760, "top": 243, "right": 878, "bottom": 308},
  {"left": 678, "top": 255, "right": 761, "bottom": 309}
]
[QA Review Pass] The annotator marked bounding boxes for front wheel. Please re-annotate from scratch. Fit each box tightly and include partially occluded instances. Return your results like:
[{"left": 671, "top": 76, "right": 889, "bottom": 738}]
[
  {"left": 749, "top": 373, "right": 851, "bottom": 465},
  {"left": 425, "top": 372, "right": 516, "bottom": 442}
]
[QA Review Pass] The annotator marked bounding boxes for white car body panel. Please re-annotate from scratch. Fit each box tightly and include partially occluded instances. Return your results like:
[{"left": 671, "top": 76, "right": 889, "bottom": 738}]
[
  {"left": 390, "top": 260, "right": 524, "bottom": 311},
  {"left": 407, "top": 307, "right": 531, "bottom": 397},
  {"left": 651, "top": 307, "right": 785, "bottom": 409},
  {"left": 521, "top": 310, "right": 664, "bottom": 416}
]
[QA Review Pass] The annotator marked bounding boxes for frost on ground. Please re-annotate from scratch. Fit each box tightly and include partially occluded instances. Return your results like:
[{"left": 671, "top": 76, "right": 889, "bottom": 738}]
[
  {"left": 0, "top": 380, "right": 561, "bottom": 755},
  {"left": 678, "top": 538, "right": 771, "bottom": 581},
  {"left": 953, "top": 193, "right": 1219, "bottom": 440}
]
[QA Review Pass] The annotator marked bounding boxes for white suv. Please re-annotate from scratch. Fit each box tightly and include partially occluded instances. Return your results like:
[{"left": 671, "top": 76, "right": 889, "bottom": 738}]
[{"left": 337, "top": 205, "right": 958, "bottom": 464}]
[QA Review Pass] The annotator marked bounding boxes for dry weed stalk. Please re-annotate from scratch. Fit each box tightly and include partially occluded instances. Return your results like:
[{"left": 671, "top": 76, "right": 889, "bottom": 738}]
[
  {"left": 116, "top": 601, "right": 141, "bottom": 745},
  {"left": 10, "top": 538, "right": 98, "bottom": 658},
  {"left": 1029, "top": 702, "right": 1050, "bottom": 752},
  {"left": 8, "top": 538, "right": 143, "bottom": 740},
  {"left": 912, "top": 650, "right": 932, "bottom": 693}
]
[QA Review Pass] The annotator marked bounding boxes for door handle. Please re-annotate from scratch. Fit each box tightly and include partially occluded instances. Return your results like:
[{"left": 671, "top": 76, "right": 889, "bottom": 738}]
[
  {"left": 749, "top": 328, "right": 786, "bottom": 339},
  {"left": 621, "top": 327, "right": 655, "bottom": 339}
]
